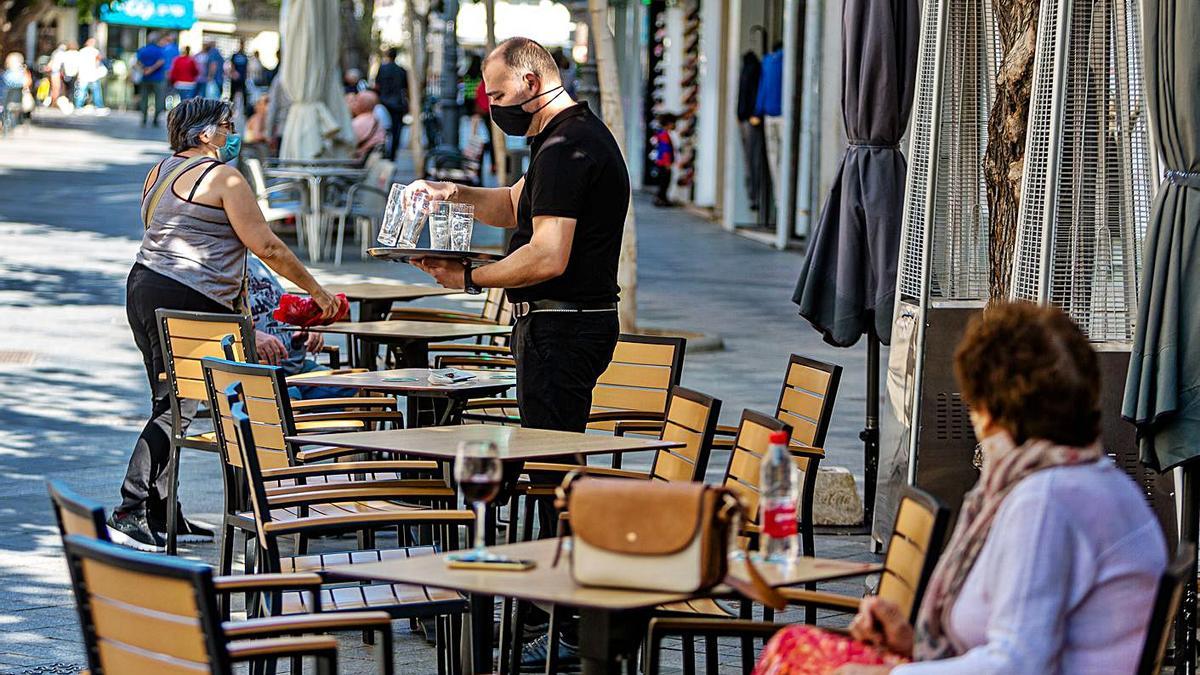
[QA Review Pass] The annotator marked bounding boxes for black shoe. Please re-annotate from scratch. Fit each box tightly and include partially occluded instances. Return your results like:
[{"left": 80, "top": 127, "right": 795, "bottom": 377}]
[
  {"left": 107, "top": 510, "right": 165, "bottom": 552},
  {"left": 150, "top": 506, "right": 216, "bottom": 543},
  {"left": 520, "top": 634, "right": 580, "bottom": 672}
]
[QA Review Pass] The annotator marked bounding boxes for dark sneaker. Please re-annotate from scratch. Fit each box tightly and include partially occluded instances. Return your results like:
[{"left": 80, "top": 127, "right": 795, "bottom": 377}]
[
  {"left": 520, "top": 634, "right": 580, "bottom": 672},
  {"left": 106, "top": 510, "right": 165, "bottom": 552},
  {"left": 150, "top": 506, "right": 216, "bottom": 543}
]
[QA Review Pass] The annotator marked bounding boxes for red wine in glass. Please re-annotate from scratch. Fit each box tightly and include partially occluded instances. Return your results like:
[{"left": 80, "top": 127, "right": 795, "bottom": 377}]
[
  {"left": 452, "top": 440, "right": 503, "bottom": 561},
  {"left": 460, "top": 476, "right": 501, "bottom": 503}
]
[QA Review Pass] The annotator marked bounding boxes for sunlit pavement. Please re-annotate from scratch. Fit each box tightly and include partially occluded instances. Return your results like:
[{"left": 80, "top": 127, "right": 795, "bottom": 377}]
[{"left": 0, "top": 109, "right": 878, "bottom": 673}]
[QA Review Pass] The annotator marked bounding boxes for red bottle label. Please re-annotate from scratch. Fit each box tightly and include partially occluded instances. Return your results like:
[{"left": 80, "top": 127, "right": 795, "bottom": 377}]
[{"left": 762, "top": 504, "right": 798, "bottom": 538}]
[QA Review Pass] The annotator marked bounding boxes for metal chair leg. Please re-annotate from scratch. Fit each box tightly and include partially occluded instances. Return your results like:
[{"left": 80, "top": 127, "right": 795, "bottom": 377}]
[
  {"left": 165, "top": 439, "right": 181, "bottom": 555},
  {"left": 682, "top": 634, "right": 696, "bottom": 675},
  {"left": 544, "top": 605, "right": 562, "bottom": 675}
]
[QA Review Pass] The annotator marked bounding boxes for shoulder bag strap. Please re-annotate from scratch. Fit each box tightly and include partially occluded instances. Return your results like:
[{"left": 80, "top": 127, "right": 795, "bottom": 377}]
[{"left": 141, "top": 156, "right": 211, "bottom": 229}]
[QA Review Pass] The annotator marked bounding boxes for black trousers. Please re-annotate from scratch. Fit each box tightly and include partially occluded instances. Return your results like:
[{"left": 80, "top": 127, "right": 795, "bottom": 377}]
[
  {"left": 511, "top": 311, "right": 619, "bottom": 432},
  {"left": 655, "top": 166, "right": 673, "bottom": 202},
  {"left": 384, "top": 103, "right": 406, "bottom": 160},
  {"left": 120, "top": 264, "right": 234, "bottom": 516}
]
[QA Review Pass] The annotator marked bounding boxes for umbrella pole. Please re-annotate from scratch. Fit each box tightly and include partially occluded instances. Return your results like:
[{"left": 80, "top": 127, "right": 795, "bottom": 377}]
[
  {"left": 1177, "top": 461, "right": 1198, "bottom": 674},
  {"left": 860, "top": 333, "right": 880, "bottom": 529}
]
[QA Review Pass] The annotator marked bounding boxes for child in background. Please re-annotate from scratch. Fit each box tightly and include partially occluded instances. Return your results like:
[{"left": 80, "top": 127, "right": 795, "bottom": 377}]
[{"left": 652, "top": 112, "right": 678, "bottom": 207}]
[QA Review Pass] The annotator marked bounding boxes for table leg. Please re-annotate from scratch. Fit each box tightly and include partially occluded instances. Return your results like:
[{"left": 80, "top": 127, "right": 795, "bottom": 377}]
[
  {"left": 468, "top": 592, "right": 494, "bottom": 674},
  {"left": 578, "top": 608, "right": 650, "bottom": 675},
  {"left": 306, "top": 177, "right": 324, "bottom": 262},
  {"left": 358, "top": 299, "right": 394, "bottom": 323}
]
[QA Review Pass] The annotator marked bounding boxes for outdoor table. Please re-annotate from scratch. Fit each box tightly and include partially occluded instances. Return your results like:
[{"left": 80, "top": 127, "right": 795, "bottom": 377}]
[
  {"left": 310, "top": 319, "right": 512, "bottom": 370},
  {"left": 265, "top": 166, "right": 367, "bottom": 261},
  {"left": 285, "top": 282, "right": 458, "bottom": 322},
  {"left": 288, "top": 368, "right": 515, "bottom": 426},
  {"left": 325, "top": 538, "right": 882, "bottom": 674}
]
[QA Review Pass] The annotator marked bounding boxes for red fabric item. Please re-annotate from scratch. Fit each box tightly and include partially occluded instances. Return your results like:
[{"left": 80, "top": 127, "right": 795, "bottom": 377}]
[
  {"left": 272, "top": 293, "right": 350, "bottom": 327},
  {"left": 754, "top": 625, "right": 909, "bottom": 675},
  {"left": 169, "top": 54, "right": 199, "bottom": 83},
  {"left": 475, "top": 82, "right": 490, "bottom": 113}
]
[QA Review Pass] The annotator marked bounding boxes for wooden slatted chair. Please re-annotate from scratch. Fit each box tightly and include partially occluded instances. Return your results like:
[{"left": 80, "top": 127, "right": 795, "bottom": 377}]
[
  {"left": 1138, "top": 545, "right": 1195, "bottom": 675},
  {"left": 48, "top": 481, "right": 397, "bottom": 674},
  {"left": 156, "top": 309, "right": 257, "bottom": 555},
  {"left": 225, "top": 389, "right": 474, "bottom": 669},
  {"left": 645, "top": 487, "right": 948, "bottom": 675},
  {"left": 201, "top": 356, "right": 447, "bottom": 581}
]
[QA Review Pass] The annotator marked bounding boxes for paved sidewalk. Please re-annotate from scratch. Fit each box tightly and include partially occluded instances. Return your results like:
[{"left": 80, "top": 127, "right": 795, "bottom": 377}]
[{"left": 0, "top": 110, "right": 879, "bottom": 673}]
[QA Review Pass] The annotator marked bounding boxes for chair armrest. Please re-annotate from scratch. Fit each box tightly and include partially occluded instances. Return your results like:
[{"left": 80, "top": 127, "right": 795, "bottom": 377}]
[
  {"left": 522, "top": 462, "right": 650, "bottom": 480},
  {"left": 295, "top": 445, "right": 383, "bottom": 463},
  {"left": 613, "top": 420, "right": 666, "bottom": 437},
  {"left": 294, "top": 410, "right": 405, "bottom": 425},
  {"left": 428, "top": 344, "right": 513, "bottom": 356},
  {"left": 777, "top": 588, "right": 864, "bottom": 612},
  {"left": 264, "top": 484, "right": 455, "bottom": 508},
  {"left": 434, "top": 355, "right": 516, "bottom": 370},
  {"left": 319, "top": 343, "right": 341, "bottom": 369},
  {"left": 262, "top": 509, "right": 475, "bottom": 537},
  {"left": 212, "top": 572, "right": 323, "bottom": 594},
  {"left": 587, "top": 410, "right": 665, "bottom": 425},
  {"left": 289, "top": 396, "right": 397, "bottom": 411},
  {"left": 259, "top": 181, "right": 304, "bottom": 199},
  {"left": 223, "top": 610, "right": 392, "bottom": 639},
  {"left": 648, "top": 617, "right": 786, "bottom": 642},
  {"left": 459, "top": 398, "right": 521, "bottom": 425},
  {"left": 226, "top": 636, "right": 338, "bottom": 662},
  {"left": 260, "top": 461, "right": 441, "bottom": 479},
  {"left": 790, "top": 444, "right": 825, "bottom": 459}
]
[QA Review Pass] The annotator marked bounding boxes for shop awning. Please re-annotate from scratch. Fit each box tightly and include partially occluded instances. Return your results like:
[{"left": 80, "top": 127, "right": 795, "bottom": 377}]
[{"left": 99, "top": 0, "right": 195, "bottom": 30}]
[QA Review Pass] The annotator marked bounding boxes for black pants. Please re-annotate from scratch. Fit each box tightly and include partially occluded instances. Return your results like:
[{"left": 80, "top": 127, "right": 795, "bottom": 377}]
[
  {"left": 384, "top": 103, "right": 406, "bottom": 160},
  {"left": 655, "top": 166, "right": 673, "bottom": 203},
  {"left": 512, "top": 311, "right": 619, "bottom": 432},
  {"left": 120, "top": 264, "right": 234, "bottom": 517}
]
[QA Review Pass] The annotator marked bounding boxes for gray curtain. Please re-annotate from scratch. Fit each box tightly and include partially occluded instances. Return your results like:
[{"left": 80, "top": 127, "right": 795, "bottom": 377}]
[
  {"left": 1123, "top": 0, "right": 1200, "bottom": 470},
  {"left": 791, "top": 0, "right": 920, "bottom": 347}
]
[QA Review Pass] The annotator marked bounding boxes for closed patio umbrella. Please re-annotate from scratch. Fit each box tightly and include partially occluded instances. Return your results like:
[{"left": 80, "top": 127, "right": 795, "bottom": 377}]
[
  {"left": 279, "top": 0, "right": 354, "bottom": 160},
  {"left": 1123, "top": 0, "right": 1200, "bottom": 669},
  {"left": 791, "top": 0, "right": 919, "bottom": 526}
]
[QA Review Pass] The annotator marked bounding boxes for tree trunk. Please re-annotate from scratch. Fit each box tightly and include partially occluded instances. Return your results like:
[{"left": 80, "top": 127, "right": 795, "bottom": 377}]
[
  {"left": 588, "top": 0, "right": 638, "bottom": 331},
  {"left": 1, "top": 0, "right": 53, "bottom": 56},
  {"left": 985, "top": 0, "right": 1040, "bottom": 302},
  {"left": 404, "top": 0, "right": 427, "bottom": 176},
  {"left": 484, "top": 0, "right": 508, "bottom": 185}
]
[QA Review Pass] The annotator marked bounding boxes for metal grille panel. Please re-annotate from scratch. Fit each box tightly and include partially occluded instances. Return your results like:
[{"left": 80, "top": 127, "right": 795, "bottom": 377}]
[
  {"left": 899, "top": 0, "right": 996, "bottom": 303},
  {"left": 1012, "top": 0, "right": 1153, "bottom": 342}
]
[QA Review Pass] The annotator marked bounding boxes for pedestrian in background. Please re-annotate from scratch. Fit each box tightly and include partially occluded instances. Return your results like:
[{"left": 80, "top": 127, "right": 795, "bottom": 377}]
[
  {"left": 45, "top": 43, "right": 66, "bottom": 107},
  {"left": 74, "top": 38, "right": 106, "bottom": 112},
  {"left": 168, "top": 46, "right": 198, "bottom": 101},
  {"left": 374, "top": 47, "right": 408, "bottom": 160},
  {"left": 3, "top": 52, "right": 33, "bottom": 128},
  {"left": 228, "top": 42, "right": 249, "bottom": 114},
  {"left": 651, "top": 112, "right": 677, "bottom": 207},
  {"left": 343, "top": 67, "right": 366, "bottom": 95},
  {"left": 135, "top": 33, "right": 170, "bottom": 126},
  {"left": 201, "top": 42, "right": 223, "bottom": 99},
  {"left": 59, "top": 41, "right": 79, "bottom": 112}
]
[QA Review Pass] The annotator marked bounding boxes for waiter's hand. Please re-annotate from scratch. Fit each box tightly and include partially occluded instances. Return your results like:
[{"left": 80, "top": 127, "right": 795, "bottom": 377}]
[
  {"left": 311, "top": 285, "right": 341, "bottom": 321},
  {"left": 403, "top": 180, "right": 457, "bottom": 206},
  {"left": 413, "top": 258, "right": 465, "bottom": 290},
  {"left": 255, "top": 330, "right": 287, "bottom": 366}
]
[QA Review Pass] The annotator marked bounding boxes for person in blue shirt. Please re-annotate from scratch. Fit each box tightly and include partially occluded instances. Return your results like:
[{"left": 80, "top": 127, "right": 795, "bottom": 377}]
[
  {"left": 135, "top": 33, "right": 170, "bottom": 127},
  {"left": 246, "top": 257, "right": 357, "bottom": 400},
  {"left": 202, "top": 42, "right": 224, "bottom": 98},
  {"left": 750, "top": 42, "right": 785, "bottom": 202},
  {"left": 228, "top": 42, "right": 249, "bottom": 114}
]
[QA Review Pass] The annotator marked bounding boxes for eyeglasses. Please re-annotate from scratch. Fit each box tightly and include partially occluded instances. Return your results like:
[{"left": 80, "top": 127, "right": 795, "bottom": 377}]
[{"left": 218, "top": 120, "right": 236, "bottom": 133}]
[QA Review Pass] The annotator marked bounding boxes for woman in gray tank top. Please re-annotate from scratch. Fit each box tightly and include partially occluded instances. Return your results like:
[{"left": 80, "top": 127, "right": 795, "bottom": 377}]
[{"left": 111, "top": 98, "right": 340, "bottom": 551}]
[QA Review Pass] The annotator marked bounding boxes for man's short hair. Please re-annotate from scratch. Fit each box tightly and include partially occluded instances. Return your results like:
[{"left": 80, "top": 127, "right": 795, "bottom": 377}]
[{"left": 485, "top": 37, "right": 559, "bottom": 81}]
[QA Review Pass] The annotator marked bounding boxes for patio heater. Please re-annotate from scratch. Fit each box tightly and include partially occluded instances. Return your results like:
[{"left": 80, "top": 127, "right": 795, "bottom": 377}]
[
  {"left": 1009, "top": 0, "right": 1174, "bottom": 532},
  {"left": 873, "top": 0, "right": 997, "bottom": 546}
]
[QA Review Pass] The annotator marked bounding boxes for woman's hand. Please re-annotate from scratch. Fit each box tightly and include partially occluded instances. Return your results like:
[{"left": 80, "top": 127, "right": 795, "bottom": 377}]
[
  {"left": 311, "top": 286, "right": 341, "bottom": 321},
  {"left": 403, "top": 179, "right": 457, "bottom": 206},
  {"left": 848, "top": 597, "right": 914, "bottom": 657},
  {"left": 255, "top": 330, "right": 287, "bottom": 366}
]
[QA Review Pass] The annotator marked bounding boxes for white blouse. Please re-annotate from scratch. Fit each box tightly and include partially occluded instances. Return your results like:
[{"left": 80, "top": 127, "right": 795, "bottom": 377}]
[{"left": 895, "top": 459, "right": 1167, "bottom": 675}]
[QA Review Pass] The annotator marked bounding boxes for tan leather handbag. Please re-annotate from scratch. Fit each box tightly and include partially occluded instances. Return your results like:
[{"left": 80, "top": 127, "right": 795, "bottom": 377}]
[{"left": 554, "top": 475, "right": 785, "bottom": 608}]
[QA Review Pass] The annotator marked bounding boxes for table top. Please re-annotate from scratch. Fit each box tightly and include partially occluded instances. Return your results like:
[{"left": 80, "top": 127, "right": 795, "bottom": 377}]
[
  {"left": 325, "top": 539, "right": 882, "bottom": 610},
  {"left": 310, "top": 320, "right": 512, "bottom": 341},
  {"left": 289, "top": 368, "right": 515, "bottom": 397},
  {"left": 266, "top": 166, "right": 367, "bottom": 179},
  {"left": 284, "top": 425, "right": 681, "bottom": 461},
  {"left": 285, "top": 282, "right": 457, "bottom": 302}
]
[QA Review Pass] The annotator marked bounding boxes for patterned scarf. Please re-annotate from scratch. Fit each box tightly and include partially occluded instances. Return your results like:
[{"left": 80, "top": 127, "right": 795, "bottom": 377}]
[{"left": 912, "top": 435, "right": 1103, "bottom": 660}]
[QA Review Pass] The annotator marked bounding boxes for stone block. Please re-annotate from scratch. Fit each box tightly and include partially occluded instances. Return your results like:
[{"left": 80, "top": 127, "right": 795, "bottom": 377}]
[{"left": 813, "top": 466, "right": 863, "bottom": 526}]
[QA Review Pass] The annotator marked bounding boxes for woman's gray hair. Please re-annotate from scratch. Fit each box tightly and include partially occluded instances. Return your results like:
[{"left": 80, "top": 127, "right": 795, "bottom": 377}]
[{"left": 167, "top": 98, "right": 233, "bottom": 152}]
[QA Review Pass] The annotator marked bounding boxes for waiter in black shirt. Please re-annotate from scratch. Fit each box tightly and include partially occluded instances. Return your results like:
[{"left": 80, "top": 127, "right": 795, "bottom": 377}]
[{"left": 409, "top": 37, "right": 629, "bottom": 433}]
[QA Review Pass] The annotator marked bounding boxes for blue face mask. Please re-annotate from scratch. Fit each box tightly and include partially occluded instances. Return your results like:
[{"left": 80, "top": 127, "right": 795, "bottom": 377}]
[{"left": 217, "top": 131, "right": 241, "bottom": 163}]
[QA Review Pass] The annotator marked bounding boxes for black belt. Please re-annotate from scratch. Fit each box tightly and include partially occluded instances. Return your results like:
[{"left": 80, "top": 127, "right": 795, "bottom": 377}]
[{"left": 512, "top": 300, "right": 618, "bottom": 319}]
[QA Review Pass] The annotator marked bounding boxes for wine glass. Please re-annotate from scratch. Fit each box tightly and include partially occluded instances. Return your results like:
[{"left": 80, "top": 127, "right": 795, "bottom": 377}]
[{"left": 451, "top": 440, "right": 503, "bottom": 561}]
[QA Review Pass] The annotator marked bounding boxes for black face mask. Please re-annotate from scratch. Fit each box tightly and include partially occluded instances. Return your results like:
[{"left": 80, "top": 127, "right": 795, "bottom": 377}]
[{"left": 490, "top": 85, "right": 565, "bottom": 137}]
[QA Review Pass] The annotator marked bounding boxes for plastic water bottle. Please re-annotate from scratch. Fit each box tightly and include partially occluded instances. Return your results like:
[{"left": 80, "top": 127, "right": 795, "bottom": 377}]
[{"left": 759, "top": 430, "right": 799, "bottom": 562}]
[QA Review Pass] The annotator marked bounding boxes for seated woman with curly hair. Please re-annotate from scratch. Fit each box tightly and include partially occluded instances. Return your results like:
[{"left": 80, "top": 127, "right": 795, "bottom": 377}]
[{"left": 757, "top": 302, "right": 1168, "bottom": 675}]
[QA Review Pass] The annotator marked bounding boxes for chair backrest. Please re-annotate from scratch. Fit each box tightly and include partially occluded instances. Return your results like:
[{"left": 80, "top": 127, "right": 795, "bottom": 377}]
[
  {"left": 1138, "top": 545, "right": 1196, "bottom": 675},
  {"left": 877, "top": 487, "right": 950, "bottom": 622},
  {"left": 775, "top": 354, "right": 842, "bottom": 448},
  {"left": 48, "top": 480, "right": 109, "bottom": 541},
  {"left": 590, "top": 334, "right": 687, "bottom": 430},
  {"left": 650, "top": 387, "right": 722, "bottom": 483},
  {"left": 481, "top": 287, "right": 510, "bottom": 324},
  {"left": 360, "top": 157, "right": 395, "bottom": 214},
  {"left": 201, "top": 356, "right": 296, "bottom": 473},
  {"left": 62, "top": 534, "right": 228, "bottom": 674},
  {"left": 721, "top": 410, "right": 792, "bottom": 527},
  {"left": 226, "top": 389, "right": 281, "bottom": 551},
  {"left": 244, "top": 156, "right": 268, "bottom": 194},
  {"left": 157, "top": 309, "right": 256, "bottom": 404}
]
